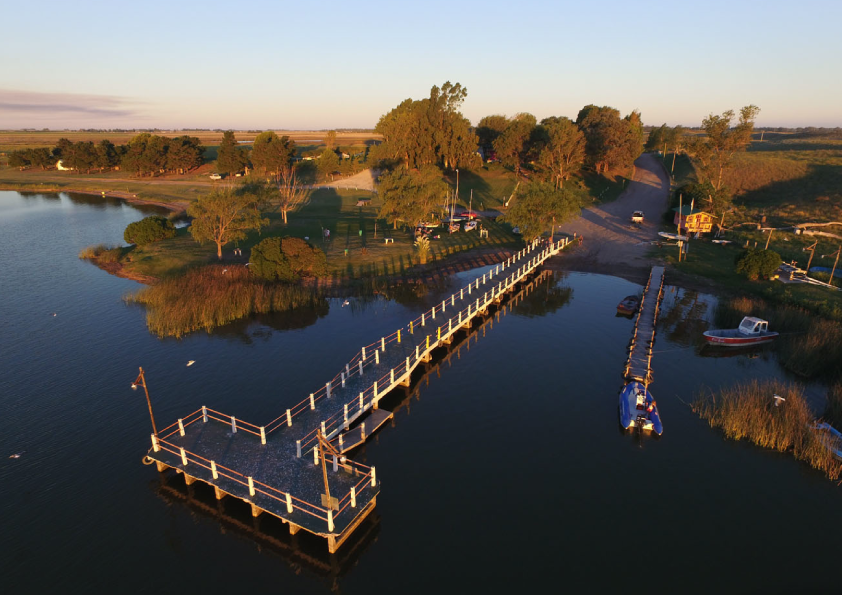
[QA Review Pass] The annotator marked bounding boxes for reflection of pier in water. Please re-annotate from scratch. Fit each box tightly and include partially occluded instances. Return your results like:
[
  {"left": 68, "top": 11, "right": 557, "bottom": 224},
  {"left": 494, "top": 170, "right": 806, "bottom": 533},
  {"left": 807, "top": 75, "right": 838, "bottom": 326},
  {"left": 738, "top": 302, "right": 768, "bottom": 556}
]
[{"left": 153, "top": 473, "right": 379, "bottom": 593}]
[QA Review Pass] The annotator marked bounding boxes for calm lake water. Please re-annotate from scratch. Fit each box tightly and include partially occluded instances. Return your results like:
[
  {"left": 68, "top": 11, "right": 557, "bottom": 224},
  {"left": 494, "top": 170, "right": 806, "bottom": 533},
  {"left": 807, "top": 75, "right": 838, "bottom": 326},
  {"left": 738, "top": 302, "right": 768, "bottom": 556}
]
[{"left": 0, "top": 190, "right": 839, "bottom": 594}]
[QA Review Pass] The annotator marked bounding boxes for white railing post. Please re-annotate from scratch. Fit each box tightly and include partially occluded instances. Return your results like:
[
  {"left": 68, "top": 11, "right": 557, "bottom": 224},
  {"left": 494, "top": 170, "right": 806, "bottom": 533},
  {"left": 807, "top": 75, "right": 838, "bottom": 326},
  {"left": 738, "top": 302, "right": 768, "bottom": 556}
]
[
  {"left": 333, "top": 455, "right": 338, "bottom": 472},
  {"left": 328, "top": 510, "right": 335, "bottom": 532},
  {"left": 359, "top": 360, "right": 364, "bottom": 375},
  {"left": 341, "top": 372, "right": 345, "bottom": 387},
  {"left": 351, "top": 486, "right": 357, "bottom": 508},
  {"left": 286, "top": 492, "right": 293, "bottom": 513},
  {"left": 211, "top": 460, "right": 218, "bottom": 479},
  {"left": 375, "top": 350, "right": 379, "bottom": 365},
  {"left": 178, "top": 419, "right": 185, "bottom": 437},
  {"left": 296, "top": 440, "right": 302, "bottom": 458},
  {"left": 362, "top": 346, "right": 366, "bottom": 360},
  {"left": 310, "top": 393, "right": 315, "bottom": 410},
  {"left": 202, "top": 406, "right": 208, "bottom": 423},
  {"left": 321, "top": 421, "right": 326, "bottom": 436},
  {"left": 231, "top": 416, "right": 237, "bottom": 433},
  {"left": 422, "top": 313, "right": 425, "bottom": 326},
  {"left": 390, "top": 368, "right": 395, "bottom": 384},
  {"left": 248, "top": 476, "right": 255, "bottom": 497},
  {"left": 344, "top": 404, "right": 349, "bottom": 428},
  {"left": 359, "top": 392, "right": 364, "bottom": 410},
  {"left": 261, "top": 426, "right": 267, "bottom": 444},
  {"left": 326, "top": 382, "right": 331, "bottom": 398},
  {"left": 286, "top": 409, "right": 292, "bottom": 427},
  {"left": 371, "top": 466, "right": 377, "bottom": 487},
  {"left": 381, "top": 337, "right": 385, "bottom": 351},
  {"left": 314, "top": 445, "right": 320, "bottom": 465},
  {"left": 180, "top": 447, "right": 188, "bottom": 466},
  {"left": 151, "top": 434, "right": 160, "bottom": 452},
  {"left": 361, "top": 422, "right": 366, "bottom": 440}
]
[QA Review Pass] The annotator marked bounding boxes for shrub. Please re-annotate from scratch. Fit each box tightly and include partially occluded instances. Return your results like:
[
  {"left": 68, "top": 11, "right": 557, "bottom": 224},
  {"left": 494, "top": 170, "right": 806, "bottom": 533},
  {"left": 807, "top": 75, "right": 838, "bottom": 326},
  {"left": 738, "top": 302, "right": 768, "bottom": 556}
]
[
  {"left": 124, "top": 216, "right": 176, "bottom": 246},
  {"left": 735, "top": 248, "right": 781, "bottom": 280},
  {"left": 249, "top": 236, "right": 327, "bottom": 282}
]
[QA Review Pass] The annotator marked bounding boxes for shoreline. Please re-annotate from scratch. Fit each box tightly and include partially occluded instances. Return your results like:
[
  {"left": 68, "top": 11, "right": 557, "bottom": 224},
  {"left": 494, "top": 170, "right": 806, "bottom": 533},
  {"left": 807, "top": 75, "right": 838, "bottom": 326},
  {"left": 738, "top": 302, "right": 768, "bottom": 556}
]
[{"left": 0, "top": 184, "right": 188, "bottom": 212}]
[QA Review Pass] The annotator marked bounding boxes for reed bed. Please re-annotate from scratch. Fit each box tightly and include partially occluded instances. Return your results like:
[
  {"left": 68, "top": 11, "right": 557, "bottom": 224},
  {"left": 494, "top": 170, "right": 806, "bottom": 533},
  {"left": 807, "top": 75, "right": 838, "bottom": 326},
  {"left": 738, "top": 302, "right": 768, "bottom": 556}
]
[
  {"left": 715, "top": 296, "right": 842, "bottom": 379},
  {"left": 824, "top": 384, "right": 842, "bottom": 428},
  {"left": 694, "top": 380, "right": 842, "bottom": 480},
  {"left": 129, "top": 265, "right": 323, "bottom": 338},
  {"left": 78, "top": 244, "right": 122, "bottom": 263}
]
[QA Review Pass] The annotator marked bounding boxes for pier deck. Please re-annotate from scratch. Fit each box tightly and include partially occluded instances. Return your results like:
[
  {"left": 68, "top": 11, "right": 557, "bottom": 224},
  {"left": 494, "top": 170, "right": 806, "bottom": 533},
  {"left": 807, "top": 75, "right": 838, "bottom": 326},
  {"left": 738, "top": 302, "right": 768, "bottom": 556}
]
[
  {"left": 145, "top": 238, "right": 571, "bottom": 552},
  {"left": 624, "top": 265, "right": 665, "bottom": 384}
]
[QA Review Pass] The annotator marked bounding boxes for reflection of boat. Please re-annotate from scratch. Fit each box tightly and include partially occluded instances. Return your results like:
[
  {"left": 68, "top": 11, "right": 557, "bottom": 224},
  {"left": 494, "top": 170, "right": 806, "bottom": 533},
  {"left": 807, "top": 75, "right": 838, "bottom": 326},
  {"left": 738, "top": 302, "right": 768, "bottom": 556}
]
[
  {"left": 619, "top": 382, "right": 663, "bottom": 435},
  {"left": 812, "top": 423, "right": 842, "bottom": 460},
  {"left": 616, "top": 295, "right": 640, "bottom": 315},
  {"left": 698, "top": 343, "right": 767, "bottom": 359},
  {"left": 703, "top": 316, "right": 779, "bottom": 346}
]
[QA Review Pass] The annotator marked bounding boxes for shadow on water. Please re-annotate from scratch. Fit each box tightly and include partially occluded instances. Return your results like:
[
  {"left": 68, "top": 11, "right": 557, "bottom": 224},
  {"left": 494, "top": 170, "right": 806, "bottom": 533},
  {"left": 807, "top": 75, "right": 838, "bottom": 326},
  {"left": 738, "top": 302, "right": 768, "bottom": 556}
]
[
  {"left": 203, "top": 301, "right": 332, "bottom": 345},
  {"left": 153, "top": 473, "right": 380, "bottom": 593}
]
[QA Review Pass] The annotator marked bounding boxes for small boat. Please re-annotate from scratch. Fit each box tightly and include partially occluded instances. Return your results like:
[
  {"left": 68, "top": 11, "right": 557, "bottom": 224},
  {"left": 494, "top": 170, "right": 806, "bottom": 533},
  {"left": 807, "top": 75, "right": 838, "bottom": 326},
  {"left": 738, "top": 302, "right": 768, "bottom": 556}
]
[
  {"left": 616, "top": 295, "right": 640, "bottom": 315},
  {"left": 658, "top": 231, "right": 688, "bottom": 242},
  {"left": 464, "top": 220, "right": 478, "bottom": 232},
  {"left": 619, "top": 382, "right": 663, "bottom": 435},
  {"left": 703, "top": 316, "right": 779, "bottom": 346},
  {"left": 812, "top": 422, "right": 842, "bottom": 460}
]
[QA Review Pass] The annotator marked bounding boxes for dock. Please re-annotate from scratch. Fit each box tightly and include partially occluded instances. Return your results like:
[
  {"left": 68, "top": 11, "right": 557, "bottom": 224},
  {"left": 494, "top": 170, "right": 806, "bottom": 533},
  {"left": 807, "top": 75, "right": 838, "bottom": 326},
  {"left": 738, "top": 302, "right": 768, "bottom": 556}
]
[
  {"left": 623, "top": 265, "right": 666, "bottom": 384},
  {"left": 143, "top": 238, "right": 571, "bottom": 553}
]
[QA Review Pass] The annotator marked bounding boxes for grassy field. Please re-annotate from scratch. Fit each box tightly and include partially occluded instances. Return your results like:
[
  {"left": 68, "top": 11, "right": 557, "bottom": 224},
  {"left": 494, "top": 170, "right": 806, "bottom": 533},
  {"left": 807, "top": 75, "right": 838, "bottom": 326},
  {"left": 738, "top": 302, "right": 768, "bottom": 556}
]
[
  {"left": 116, "top": 187, "right": 524, "bottom": 280},
  {"left": 720, "top": 136, "right": 842, "bottom": 226}
]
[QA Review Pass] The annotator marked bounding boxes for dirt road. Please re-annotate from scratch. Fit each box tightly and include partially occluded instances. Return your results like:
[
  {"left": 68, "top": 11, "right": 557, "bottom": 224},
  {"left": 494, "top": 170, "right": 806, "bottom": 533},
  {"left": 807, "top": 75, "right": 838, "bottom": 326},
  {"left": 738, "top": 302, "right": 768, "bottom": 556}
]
[{"left": 554, "top": 153, "right": 669, "bottom": 280}]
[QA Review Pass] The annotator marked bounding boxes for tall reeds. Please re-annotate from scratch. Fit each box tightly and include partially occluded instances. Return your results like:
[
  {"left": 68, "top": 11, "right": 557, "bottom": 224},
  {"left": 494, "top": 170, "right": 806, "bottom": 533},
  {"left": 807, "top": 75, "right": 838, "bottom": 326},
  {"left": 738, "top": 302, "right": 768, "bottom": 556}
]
[
  {"left": 824, "top": 384, "right": 842, "bottom": 428},
  {"left": 128, "top": 265, "right": 324, "bottom": 338},
  {"left": 694, "top": 380, "right": 842, "bottom": 480},
  {"left": 78, "top": 244, "right": 122, "bottom": 263}
]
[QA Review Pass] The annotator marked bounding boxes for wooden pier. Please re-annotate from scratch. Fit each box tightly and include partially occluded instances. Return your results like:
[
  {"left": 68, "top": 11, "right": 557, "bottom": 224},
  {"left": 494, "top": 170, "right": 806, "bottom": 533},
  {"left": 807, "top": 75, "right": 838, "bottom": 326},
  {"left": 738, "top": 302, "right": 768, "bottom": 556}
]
[
  {"left": 623, "top": 265, "right": 666, "bottom": 384},
  {"left": 143, "top": 238, "right": 571, "bottom": 553}
]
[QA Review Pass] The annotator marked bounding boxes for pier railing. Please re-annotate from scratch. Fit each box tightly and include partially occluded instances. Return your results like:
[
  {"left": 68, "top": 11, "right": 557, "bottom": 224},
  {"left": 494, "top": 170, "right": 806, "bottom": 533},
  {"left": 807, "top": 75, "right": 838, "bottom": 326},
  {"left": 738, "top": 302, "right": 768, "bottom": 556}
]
[{"left": 150, "top": 236, "right": 569, "bottom": 533}]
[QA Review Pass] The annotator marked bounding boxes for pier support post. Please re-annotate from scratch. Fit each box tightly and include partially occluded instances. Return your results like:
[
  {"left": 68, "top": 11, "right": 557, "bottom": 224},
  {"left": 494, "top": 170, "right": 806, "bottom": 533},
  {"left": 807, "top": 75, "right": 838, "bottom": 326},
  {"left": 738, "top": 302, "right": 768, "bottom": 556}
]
[
  {"left": 214, "top": 486, "right": 225, "bottom": 500},
  {"left": 296, "top": 440, "right": 302, "bottom": 458},
  {"left": 286, "top": 493, "right": 293, "bottom": 514},
  {"left": 250, "top": 503, "right": 262, "bottom": 518},
  {"left": 289, "top": 523, "right": 300, "bottom": 536},
  {"left": 151, "top": 434, "right": 160, "bottom": 453},
  {"left": 231, "top": 416, "right": 237, "bottom": 433},
  {"left": 211, "top": 460, "right": 218, "bottom": 479},
  {"left": 156, "top": 461, "right": 167, "bottom": 473},
  {"left": 202, "top": 406, "right": 208, "bottom": 423},
  {"left": 351, "top": 486, "right": 357, "bottom": 508},
  {"left": 261, "top": 426, "right": 267, "bottom": 444},
  {"left": 180, "top": 447, "right": 188, "bottom": 467},
  {"left": 178, "top": 418, "right": 185, "bottom": 437},
  {"left": 184, "top": 474, "right": 196, "bottom": 486}
]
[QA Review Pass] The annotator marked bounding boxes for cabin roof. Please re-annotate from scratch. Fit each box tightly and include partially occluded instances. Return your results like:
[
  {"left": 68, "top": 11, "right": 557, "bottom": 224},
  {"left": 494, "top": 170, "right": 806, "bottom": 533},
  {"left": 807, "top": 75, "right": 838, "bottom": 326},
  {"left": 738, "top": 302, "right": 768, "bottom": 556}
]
[
  {"left": 673, "top": 206, "right": 712, "bottom": 216},
  {"left": 740, "top": 316, "right": 767, "bottom": 325}
]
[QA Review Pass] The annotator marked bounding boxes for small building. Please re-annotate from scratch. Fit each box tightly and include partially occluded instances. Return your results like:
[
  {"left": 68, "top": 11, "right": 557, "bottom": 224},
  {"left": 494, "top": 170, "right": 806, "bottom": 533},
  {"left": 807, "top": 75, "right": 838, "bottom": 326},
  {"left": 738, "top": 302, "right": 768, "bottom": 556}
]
[{"left": 673, "top": 206, "right": 714, "bottom": 234}]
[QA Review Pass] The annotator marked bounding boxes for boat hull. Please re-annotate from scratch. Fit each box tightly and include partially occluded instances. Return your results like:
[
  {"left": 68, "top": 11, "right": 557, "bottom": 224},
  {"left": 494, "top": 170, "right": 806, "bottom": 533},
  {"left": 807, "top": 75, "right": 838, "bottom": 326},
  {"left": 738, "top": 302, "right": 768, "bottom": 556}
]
[
  {"left": 702, "top": 331, "right": 779, "bottom": 346},
  {"left": 619, "top": 382, "right": 663, "bottom": 435}
]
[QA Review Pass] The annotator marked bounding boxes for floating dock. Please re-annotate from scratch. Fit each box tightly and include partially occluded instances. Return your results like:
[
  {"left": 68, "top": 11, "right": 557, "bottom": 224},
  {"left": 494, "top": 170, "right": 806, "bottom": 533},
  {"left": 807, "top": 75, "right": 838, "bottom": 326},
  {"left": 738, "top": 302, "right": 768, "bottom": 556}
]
[
  {"left": 144, "top": 238, "right": 571, "bottom": 552},
  {"left": 623, "top": 265, "right": 666, "bottom": 383}
]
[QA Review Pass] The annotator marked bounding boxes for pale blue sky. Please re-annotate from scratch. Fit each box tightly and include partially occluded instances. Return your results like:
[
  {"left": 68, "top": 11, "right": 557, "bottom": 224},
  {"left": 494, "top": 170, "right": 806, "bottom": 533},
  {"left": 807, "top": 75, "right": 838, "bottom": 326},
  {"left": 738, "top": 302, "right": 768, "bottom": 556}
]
[{"left": 1, "top": 0, "right": 840, "bottom": 129}]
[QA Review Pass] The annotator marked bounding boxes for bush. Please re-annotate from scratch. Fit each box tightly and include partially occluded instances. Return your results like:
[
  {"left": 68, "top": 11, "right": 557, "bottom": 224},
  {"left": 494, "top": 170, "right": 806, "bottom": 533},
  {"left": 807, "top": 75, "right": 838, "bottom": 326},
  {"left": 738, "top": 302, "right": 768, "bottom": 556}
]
[
  {"left": 735, "top": 248, "right": 781, "bottom": 280},
  {"left": 124, "top": 216, "right": 176, "bottom": 246},
  {"left": 249, "top": 236, "right": 327, "bottom": 282}
]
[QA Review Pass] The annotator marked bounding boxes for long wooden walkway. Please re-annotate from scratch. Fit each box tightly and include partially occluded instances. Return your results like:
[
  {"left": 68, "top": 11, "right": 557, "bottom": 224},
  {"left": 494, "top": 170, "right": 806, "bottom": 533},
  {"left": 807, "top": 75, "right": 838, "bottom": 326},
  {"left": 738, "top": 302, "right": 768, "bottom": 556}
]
[
  {"left": 623, "top": 265, "right": 665, "bottom": 384},
  {"left": 144, "top": 238, "right": 571, "bottom": 553}
]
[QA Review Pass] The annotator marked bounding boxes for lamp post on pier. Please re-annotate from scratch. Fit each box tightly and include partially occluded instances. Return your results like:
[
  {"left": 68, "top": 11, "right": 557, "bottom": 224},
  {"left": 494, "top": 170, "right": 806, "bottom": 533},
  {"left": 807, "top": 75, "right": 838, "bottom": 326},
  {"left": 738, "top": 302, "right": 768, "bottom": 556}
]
[{"left": 132, "top": 367, "right": 158, "bottom": 436}]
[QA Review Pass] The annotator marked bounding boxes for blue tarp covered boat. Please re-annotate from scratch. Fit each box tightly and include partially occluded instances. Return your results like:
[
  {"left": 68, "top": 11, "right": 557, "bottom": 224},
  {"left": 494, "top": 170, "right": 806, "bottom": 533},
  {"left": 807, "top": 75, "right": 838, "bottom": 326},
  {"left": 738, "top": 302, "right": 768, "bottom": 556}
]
[
  {"left": 619, "top": 382, "right": 663, "bottom": 435},
  {"left": 812, "top": 422, "right": 842, "bottom": 459}
]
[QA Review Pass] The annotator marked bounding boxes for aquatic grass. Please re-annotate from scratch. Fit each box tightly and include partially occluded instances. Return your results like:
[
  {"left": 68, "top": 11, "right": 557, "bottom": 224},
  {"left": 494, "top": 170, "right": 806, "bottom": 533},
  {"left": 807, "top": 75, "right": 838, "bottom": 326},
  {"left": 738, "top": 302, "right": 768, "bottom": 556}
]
[
  {"left": 128, "top": 265, "right": 323, "bottom": 338},
  {"left": 693, "top": 380, "right": 842, "bottom": 481}
]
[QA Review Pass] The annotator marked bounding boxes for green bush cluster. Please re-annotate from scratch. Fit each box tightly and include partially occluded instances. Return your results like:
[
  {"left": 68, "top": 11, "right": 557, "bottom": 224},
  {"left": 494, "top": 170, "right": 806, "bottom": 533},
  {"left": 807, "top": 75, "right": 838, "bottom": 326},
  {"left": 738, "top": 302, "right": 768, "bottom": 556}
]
[
  {"left": 249, "top": 236, "right": 327, "bottom": 282},
  {"left": 735, "top": 248, "right": 781, "bottom": 280},
  {"left": 124, "top": 216, "right": 176, "bottom": 246}
]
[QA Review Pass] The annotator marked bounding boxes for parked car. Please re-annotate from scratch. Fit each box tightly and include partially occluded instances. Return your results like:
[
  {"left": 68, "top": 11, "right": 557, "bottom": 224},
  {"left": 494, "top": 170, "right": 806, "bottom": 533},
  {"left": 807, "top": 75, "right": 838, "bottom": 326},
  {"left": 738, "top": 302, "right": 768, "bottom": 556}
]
[
  {"left": 209, "top": 173, "right": 223, "bottom": 180},
  {"left": 631, "top": 210, "right": 644, "bottom": 224}
]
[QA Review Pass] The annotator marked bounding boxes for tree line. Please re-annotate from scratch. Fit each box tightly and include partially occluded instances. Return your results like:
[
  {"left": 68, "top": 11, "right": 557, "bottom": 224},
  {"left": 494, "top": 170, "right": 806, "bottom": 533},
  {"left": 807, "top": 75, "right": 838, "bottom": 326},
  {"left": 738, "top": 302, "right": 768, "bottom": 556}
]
[{"left": 7, "top": 134, "right": 205, "bottom": 176}]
